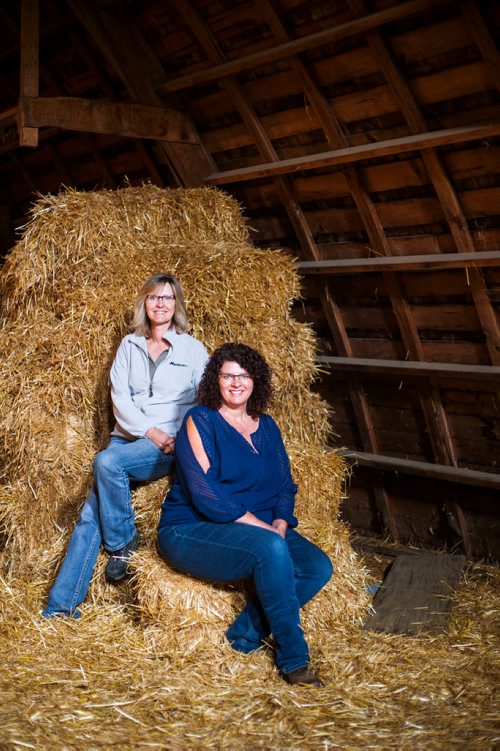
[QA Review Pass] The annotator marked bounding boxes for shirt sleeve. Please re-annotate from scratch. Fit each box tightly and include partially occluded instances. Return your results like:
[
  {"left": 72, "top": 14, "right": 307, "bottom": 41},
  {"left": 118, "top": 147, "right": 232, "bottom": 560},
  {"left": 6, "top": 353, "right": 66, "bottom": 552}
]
[
  {"left": 267, "top": 417, "right": 299, "bottom": 528},
  {"left": 110, "top": 338, "right": 153, "bottom": 438},
  {"left": 175, "top": 409, "right": 248, "bottom": 523},
  {"left": 192, "top": 343, "right": 209, "bottom": 392}
]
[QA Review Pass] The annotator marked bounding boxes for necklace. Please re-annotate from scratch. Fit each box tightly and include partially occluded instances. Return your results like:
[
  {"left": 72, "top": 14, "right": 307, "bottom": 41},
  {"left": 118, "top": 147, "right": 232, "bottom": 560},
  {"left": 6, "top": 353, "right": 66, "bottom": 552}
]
[{"left": 219, "top": 409, "right": 259, "bottom": 447}]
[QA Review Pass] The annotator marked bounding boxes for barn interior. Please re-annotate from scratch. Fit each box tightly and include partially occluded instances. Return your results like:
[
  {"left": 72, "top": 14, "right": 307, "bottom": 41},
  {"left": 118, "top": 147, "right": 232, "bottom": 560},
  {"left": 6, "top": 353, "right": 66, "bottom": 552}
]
[{"left": 0, "top": 1, "right": 499, "bottom": 749}]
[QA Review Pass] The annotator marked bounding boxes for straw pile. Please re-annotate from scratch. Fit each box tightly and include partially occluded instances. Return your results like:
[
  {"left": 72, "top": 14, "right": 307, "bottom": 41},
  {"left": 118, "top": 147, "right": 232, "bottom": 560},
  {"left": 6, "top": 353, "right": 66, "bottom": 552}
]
[
  {"left": 0, "top": 185, "right": 344, "bottom": 575},
  {"left": 1, "top": 185, "right": 497, "bottom": 749}
]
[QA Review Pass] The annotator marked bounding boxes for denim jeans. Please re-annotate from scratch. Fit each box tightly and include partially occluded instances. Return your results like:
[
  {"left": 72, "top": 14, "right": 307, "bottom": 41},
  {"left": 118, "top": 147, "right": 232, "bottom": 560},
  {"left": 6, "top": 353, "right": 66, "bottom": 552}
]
[
  {"left": 157, "top": 523, "right": 333, "bottom": 675},
  {"left": 43, "top": 436, "right": 174, "bottom": 618}
]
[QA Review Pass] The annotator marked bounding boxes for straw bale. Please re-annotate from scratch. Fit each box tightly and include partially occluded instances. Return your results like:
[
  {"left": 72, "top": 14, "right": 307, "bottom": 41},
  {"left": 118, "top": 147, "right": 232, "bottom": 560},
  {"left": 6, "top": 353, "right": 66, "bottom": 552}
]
[
  {"left": 0, "top": 186, "right": 496, "bottom": 749},
  {"left": 130, "top": 515, "right": 369, "bottom": 646},
  {"left": 0, "top": 186, "right": 335, "bottom": 577},
  {"left": 0, "top": 184, "right": 372, "bottom": 730},
  {"left": 0, "top": 185, "right": 249, "bottom": 315}
]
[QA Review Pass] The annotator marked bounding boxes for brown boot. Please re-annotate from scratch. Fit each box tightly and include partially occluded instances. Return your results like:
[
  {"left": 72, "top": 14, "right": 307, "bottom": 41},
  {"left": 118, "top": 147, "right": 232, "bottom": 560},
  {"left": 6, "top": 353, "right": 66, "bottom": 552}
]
[{"left": 283, "top": 665, "right": 323, "bottom": 687}]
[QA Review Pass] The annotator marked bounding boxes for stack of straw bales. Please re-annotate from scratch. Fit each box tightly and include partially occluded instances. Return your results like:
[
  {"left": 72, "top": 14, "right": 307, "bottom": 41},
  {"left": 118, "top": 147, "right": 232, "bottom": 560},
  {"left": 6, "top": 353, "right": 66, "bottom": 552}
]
[{"left": 0, "top": 184, "right": 368, "bottom": 636}]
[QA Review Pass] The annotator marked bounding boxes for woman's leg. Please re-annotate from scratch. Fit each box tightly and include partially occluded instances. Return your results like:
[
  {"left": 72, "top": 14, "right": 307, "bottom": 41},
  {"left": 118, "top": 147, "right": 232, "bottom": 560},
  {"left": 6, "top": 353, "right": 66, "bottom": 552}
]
[
  {"left": 226, "top": 528, "right": 333, "bottom": 652},
  {"left": 158, "top": 522, "right": 311, "bottom": 675},
  {"left": 94, "top": 436, "right": 174, "bottom": 552},
  {"left": 42, "top": 491, "right": 102, "bottom": 618},
  {"left": 43, "top": 437, "right": 173, "bottom": 616}
]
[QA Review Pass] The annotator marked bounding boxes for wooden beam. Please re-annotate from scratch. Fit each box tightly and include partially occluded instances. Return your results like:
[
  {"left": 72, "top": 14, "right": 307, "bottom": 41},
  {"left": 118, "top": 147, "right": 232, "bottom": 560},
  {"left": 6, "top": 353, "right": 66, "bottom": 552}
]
[
  {"left": 298, "top": 250, "right": 500, "bottom": 275},
  {"left": 68, "top": 0, "right": 215, "bottom": 186},
  {"left": 338, "top": 450, "right": 500, "bottom": 490},
  {"left": 157, "top": 0, "right": 450, "bottom": 93},
  {"left": 206, "top": 123, "right": 500, "bottom": 184},
  {"left": 347, "top": 0, "right": 500, "bottom": 368},
  {"left": 18, "top": 96, "right": 201, "bottom": 143},
  {"left": 173, "top": 0, "right": 320, "bottom": 261},
  {"left": 0, "top": 107, "right": 18, "bottom": 126},
  {"left": 316, "top": 355, "right": 500, "bottom": 381},
  {"left": 19, "top": 0, "right": 39, "bottom": 147},
  {"left": 460, "top": 0, "right": 500, "bottom": 93}
]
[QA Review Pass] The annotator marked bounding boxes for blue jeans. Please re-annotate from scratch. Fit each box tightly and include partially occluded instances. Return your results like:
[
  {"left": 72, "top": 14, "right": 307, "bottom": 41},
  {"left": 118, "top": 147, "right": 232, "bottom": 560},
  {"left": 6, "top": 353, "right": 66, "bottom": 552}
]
[
  {"left": 43, "top": 436, "right": 174, "bottom": 618},
  {"left": 157, "top": 523, "right": 332, "bottom": 675}
]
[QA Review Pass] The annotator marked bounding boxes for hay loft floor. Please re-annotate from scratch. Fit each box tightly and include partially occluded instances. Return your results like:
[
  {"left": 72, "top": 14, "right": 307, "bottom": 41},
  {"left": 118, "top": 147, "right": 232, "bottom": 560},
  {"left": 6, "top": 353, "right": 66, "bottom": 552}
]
[{"left": 0, "top": 555, "right": 498, "bottom": 750}]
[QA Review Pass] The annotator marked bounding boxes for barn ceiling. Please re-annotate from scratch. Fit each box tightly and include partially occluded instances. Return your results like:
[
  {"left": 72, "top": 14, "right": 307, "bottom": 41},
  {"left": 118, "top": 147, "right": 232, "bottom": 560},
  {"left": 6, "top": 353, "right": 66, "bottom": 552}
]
[{"left": 1, "top": 0, "right": 499, "bottom": 559}]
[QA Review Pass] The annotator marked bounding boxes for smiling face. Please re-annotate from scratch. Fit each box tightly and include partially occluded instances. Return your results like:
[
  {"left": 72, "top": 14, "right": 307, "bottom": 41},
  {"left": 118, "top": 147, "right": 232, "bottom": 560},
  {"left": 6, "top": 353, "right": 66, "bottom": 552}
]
[
  {"left": 144, "top": 282, "right": 176, "bottom": 330},
  {"left": 218, "top": 360, "right": 254, "bottom": 410}
]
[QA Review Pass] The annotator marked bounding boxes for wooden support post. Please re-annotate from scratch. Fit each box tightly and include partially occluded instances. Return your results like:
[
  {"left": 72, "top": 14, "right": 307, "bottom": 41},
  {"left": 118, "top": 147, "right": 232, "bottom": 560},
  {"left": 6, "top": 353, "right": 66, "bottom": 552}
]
[{"left": 19, "top": 0, "right": 39, "bottom": 147}]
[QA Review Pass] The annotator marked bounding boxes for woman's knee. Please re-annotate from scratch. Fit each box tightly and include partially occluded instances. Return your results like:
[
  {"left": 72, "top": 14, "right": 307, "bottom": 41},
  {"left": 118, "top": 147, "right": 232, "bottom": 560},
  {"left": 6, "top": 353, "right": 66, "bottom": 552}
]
[
  {"left": 93, "top": 446, "right": 116, "bottom": 476},
  {"left": 261, "top": 533, "right": 290, "bottom": 567}
]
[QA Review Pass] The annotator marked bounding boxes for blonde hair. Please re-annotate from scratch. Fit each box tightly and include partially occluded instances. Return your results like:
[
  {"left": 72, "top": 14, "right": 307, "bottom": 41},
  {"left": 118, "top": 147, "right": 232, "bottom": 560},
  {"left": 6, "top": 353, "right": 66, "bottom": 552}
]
[{"left": 131, "top": 274, "right": 189, "bottom": 337}]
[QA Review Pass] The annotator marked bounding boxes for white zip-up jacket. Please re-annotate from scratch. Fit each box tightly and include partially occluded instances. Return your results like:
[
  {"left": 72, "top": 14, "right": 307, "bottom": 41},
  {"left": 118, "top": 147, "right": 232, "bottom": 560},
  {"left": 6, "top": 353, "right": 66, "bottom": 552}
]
[{"left": 110, "top": 330, "right": 209, "bottom": 440}]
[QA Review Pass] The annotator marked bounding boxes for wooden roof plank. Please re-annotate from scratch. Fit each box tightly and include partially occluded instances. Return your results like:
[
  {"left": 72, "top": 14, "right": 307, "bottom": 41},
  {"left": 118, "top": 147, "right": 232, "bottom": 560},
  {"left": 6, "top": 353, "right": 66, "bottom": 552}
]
[
  {"left": 157, "top": 0, "right": 451, "bottom": 93},
  {"left": 206, "top": 123, "right": 500, "bottom": 183},
  {"left": 316, "top": 355, "right": 500, "bottom": 380},
  {"left": 298, "top": 250, "right": 500, "bottom": 274},
  {"left": 363, "top": 553, "right": 466, "bottom": 634}
]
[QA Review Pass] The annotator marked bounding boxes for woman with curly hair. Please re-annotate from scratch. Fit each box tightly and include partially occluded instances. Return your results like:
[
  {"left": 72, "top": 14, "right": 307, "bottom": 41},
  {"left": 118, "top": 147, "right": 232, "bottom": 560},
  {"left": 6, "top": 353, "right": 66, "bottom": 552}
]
[{"left": 157, "top": 342, "right": 332, "bottom": 686}]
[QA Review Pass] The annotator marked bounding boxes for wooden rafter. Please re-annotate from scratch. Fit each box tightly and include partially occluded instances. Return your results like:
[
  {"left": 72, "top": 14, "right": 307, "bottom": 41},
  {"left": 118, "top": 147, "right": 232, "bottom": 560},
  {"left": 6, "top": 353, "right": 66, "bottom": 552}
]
[
  {"left": 18, "top": 96, "right": 201, "bottom": 143},
  {"left": 340, "top": 451, "right": 500, "bottom": 491},
  {"left": 317, "top": 356, "right": 500, "bottom": 381},
  {"left": 205, "top": 124, "right": 500, "bottom": 183},
  {"left": 19, "top": 0, "right": 39, "bottom": 147},
  {"left": 254, "top": 0, "right": 400, "bottom": 537},
  {"left": 67, "top": 0, "right": 215, "bottom": 187},
  {"left": 157, "top": 0, "right": 451, "bottom": 94},
  {"left": 346, "top": 0, "right": 500, "bottom": 368},
  {"left": 173, "top": 0, "right": 319, "bottom": 261},
  {"left": 297, "top": 250, "right": 500, "bottom": 274}
]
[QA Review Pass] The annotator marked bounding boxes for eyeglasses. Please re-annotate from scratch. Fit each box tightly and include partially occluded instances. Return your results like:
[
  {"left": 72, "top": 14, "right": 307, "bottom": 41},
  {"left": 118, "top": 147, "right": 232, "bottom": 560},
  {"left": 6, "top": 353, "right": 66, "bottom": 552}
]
[
  {"left": 146, "top": 294, "right": 175, "bottom": 303},
  {"left": 219, "top": 373, "right": 252, "bottom": 383}
]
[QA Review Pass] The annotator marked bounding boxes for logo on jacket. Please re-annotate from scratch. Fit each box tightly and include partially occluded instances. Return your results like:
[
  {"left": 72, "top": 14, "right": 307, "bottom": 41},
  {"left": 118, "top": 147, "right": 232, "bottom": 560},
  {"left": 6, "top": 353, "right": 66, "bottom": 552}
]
[{"left": 170, "top": 362, "right": 188, "bottom": 367}]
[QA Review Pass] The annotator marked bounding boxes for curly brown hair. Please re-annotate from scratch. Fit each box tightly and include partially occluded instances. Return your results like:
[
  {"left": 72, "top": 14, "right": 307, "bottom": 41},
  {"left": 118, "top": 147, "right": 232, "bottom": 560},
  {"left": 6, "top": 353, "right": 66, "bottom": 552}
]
[{"left": 197, "top": 343, "right": 273, "bottom": 418}]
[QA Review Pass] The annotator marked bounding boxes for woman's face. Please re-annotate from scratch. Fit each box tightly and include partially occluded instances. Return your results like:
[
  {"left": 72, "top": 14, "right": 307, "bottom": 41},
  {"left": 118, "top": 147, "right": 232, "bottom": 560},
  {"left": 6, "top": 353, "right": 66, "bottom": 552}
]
[
  {"left": 144, "top": 282, "right": 176, "bottom": 329},
  {"left": 218, "top": 360, "right": 254, "bottom": 410}
]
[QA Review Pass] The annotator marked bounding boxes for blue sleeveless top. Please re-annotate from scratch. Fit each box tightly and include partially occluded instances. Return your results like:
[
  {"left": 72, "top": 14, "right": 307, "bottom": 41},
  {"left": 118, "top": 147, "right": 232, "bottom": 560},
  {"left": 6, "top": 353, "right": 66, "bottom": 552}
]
[{"left": 158, "top": 405, "right": 298, "bottom": 528}]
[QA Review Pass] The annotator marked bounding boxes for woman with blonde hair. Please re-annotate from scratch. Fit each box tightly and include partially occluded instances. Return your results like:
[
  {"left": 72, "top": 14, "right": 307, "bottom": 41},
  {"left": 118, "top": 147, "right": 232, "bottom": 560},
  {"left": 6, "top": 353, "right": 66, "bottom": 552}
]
[{"left": 43, "top": 273, "right": 208, "bottom": 618}]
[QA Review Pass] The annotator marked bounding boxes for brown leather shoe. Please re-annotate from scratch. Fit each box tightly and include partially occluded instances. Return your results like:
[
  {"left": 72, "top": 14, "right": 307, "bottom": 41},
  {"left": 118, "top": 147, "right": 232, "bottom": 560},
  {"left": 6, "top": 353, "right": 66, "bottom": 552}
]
[{"left": 283, "top": 665, "right": 323, "bottom": 687}]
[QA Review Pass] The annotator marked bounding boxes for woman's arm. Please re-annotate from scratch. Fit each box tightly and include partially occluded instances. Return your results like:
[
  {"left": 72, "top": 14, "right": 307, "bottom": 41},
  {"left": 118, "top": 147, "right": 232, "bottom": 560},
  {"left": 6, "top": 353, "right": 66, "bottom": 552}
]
[
  {"left": 186, "top": 415, "right": 210, "bottom": 472},
  {"left": 110, "top": 338, "right": 154, "bottom": 437},
  {"left": 266, "top": 417, "right": 299, "bottom": 528}
]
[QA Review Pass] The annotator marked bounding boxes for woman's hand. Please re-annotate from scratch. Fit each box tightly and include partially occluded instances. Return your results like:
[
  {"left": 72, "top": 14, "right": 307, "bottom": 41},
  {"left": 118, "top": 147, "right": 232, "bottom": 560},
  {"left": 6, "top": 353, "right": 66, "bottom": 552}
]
[
  {"left": 272, "top": 518, "right": 288, "bottom": 538},
  {"left": 236, "top": 512, "right": 281, "bottom": 534},
  {"left": 145, "top": 427, "right": 175, "bottom": 453}
]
